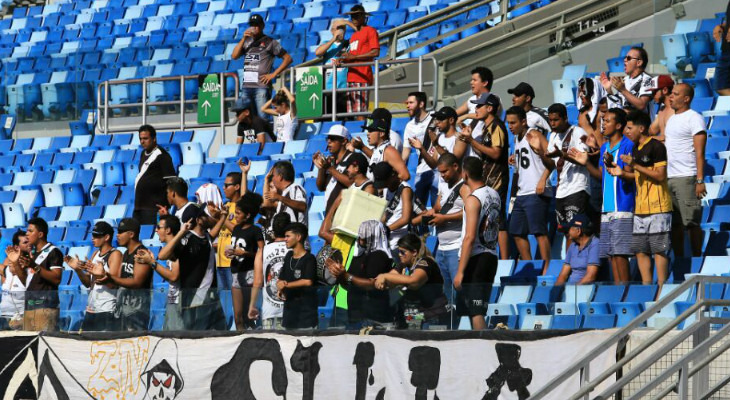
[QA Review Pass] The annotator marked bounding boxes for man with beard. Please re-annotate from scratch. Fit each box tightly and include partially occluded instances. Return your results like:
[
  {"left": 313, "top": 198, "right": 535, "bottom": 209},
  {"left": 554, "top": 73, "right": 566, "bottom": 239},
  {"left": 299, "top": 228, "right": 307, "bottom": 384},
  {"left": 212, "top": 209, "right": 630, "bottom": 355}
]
[{"left": 402, "top": 91, "right": 436, "bottom": 205}]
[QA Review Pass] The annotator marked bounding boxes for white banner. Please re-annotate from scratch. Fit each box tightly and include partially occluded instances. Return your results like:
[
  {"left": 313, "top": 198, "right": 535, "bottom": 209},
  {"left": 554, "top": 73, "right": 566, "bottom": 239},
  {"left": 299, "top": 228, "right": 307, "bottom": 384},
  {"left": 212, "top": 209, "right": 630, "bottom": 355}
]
[{"left": 36, "top": 330, "right": 617, "bottom": 400}]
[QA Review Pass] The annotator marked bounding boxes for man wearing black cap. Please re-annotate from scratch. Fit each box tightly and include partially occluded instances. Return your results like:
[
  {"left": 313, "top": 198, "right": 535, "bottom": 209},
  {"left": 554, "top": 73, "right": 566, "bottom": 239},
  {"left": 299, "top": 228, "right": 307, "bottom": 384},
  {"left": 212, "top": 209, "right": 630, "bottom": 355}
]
[
  {"left": 410, "top": 106, "right": 460, "bottom": 167},
  {"left": 135, "top": 124, "right": 175, "bottom": 225},
  {"left": 319, "top": 152, "right": 377, "bottom": 243},
  {"left": 456, "top": 92, "right": 510, "bottom": 259},
  {"left": 351, "top": 108, "right": 409, "bottom": 182},
  {"left": 509, "top": 82, "right": 550, "bottom": 135},
  {"left": 232, "top": 13, "right": 292, "bottom": 119},
  {"left": 372, "top": 162, "right": 421, "bottom": 250},
  {"left": 90, "top": 218, "right": 152, "bottom": 331},
  {"left": 338, "top": 4, "right": 380, "bottom": 119},
  {"left": 158, "top": 203, "right": 227, "bottom": 330},
  {"left": 231, "top": 97, "right": 273, "bottom": 154},
  {"left": 66, "top": 221, "right": 123, "bottom": 331}
]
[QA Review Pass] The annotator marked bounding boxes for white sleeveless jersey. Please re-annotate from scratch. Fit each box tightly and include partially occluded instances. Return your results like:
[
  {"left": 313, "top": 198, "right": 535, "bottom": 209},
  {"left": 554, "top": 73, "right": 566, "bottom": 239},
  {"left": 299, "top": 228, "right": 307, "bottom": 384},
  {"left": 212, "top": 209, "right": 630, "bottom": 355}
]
[
  {"left": 384, "top": 181, "right": 412, "bottom": 249},
  {"left": 0, "top": 266, "right": 29, "bottom": 317},
  {"left": 367, "top": 141, "right": 390, "bottom": 180},
  {"left": 460, "top": 185, "right": 501, "bottom": 257},
  {"left": 514, "top": 130, "right": 553, "bottom": 197},
  {"left": 352, "top": 179, "right": 373, "bottom": 191},
  {"left": 87, "top": 250, "right": 118, "bottom": 313}
]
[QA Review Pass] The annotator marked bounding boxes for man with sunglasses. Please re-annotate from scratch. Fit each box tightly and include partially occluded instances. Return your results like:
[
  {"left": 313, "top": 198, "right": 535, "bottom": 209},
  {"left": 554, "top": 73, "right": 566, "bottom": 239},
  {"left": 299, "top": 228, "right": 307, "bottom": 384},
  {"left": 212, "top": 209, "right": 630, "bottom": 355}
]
[
  {"left": 546, "top": 103, "right": 592, "bottom": 249},
  {"left": 314, "top": 125, "right": 353, "bottom": 214},
  {"left": 600, "top": 47, "right": 653, "bottom": 112},
  {"left": 337, "top": 5, "right": 380, "bottom": 119},
  {"left": 213, "top": 170, "right": 244, "bottom": 290},
  {"left": 409, "top": 106, "right": 461, "bottom": 170}
]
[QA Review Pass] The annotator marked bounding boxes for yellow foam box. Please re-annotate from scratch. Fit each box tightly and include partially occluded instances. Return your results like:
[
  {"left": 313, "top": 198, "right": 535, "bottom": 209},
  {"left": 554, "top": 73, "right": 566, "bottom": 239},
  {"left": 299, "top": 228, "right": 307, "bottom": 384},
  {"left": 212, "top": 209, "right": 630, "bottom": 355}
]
[{"left": 332, "top": 188, "right": 387, "bottom": 238}]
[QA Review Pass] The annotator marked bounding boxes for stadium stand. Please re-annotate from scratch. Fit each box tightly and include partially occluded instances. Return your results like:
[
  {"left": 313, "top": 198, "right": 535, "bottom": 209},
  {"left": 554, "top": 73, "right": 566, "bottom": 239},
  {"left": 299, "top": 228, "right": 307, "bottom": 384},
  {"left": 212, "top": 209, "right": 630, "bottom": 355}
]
[{"left": 0, "top": 0, "right": 727, "bottom": 345}]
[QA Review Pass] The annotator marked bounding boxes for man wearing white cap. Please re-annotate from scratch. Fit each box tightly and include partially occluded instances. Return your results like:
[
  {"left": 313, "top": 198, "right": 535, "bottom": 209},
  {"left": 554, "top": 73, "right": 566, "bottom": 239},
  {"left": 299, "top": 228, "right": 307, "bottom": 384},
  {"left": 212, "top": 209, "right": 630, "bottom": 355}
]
[{"left": 315, "top": 125, "right": 354, "bottom": 215}]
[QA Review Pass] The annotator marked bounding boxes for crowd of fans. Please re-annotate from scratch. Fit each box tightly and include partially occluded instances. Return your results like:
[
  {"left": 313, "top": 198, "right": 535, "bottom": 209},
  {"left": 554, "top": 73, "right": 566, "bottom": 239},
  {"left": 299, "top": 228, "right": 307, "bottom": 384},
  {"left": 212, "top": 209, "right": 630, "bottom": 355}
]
[{"left": 1, "top": 5, "right": 727, "bottom": 332}]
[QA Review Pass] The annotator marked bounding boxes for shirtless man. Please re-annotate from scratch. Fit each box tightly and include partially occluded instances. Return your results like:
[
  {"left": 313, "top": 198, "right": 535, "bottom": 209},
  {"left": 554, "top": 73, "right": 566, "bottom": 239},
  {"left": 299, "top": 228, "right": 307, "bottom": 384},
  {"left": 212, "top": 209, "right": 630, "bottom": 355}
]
[{"left": 648, "top": 75, "right": 675, "bottom": 141}]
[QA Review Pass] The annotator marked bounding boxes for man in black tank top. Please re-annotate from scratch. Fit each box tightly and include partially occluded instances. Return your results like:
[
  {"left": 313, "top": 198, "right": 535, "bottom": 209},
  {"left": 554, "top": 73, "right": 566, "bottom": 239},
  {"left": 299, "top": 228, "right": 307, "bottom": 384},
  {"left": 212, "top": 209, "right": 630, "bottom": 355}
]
[{"left": 92, "top": 218, "right": 152, "bottom": 331}]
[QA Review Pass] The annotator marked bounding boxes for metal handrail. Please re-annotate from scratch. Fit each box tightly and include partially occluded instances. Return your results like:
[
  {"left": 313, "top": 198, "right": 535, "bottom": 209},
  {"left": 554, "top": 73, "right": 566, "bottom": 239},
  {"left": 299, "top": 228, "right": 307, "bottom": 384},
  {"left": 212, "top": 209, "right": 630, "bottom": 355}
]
[
  {"left": 529, "top": 275, "right": 730, "bottom": 399},
  {"left": 286, "top": 56, "right": 438, "bottom": 121},
  {"left": 296, "top": 0, "right": 537, "bottom": 67},
  {"left": 96, "top": 72, "right": 239, "bottom": 135}
]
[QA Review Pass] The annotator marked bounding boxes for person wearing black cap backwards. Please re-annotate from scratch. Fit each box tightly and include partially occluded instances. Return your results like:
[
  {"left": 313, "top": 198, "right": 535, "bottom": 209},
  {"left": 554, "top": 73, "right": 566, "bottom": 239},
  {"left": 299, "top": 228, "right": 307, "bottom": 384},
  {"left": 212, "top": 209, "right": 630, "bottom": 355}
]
[
  {"left": 509, "top": 82, "right": 550, "bottom": 135},
  {"left": 89, "top": 218, "right": 152, "bottom": 331},
  {"left": 231, "top": 97, "right": 273, "bottom": 155},
  {"left": 350, "top": 108, "right": 410, "bottom": 182},
  {"left": 66, "top": 221, "right": 123, "bottom": 332},
  {"left": 231, "top": 13, "right": 292, "bottom": 119},
  {"left": 336, "top": 4, "right": 380, "bottom": 119},
  {"left": 157, "top": 203, "right": 227, "bottom": 330},
  {"left": 457, "top": 92, "right": 510, "bottom": 260}
]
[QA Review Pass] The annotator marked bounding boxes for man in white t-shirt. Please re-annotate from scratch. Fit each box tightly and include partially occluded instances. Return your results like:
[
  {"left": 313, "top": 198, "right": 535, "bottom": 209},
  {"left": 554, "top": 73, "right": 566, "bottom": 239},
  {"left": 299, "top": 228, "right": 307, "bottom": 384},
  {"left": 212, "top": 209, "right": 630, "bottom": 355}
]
[
  {"left": 600, "top": 46, "right": 653, "bottom": 112},
  {"left": 262, "top": 161, "right": 308, "bottom": 226},
  {"left": 509, "top": 82, "right": 551, "bottom": 135},
  {"left": 665, "top": 83, "right": 707, "bottom": 257},
  {"left": 546, "top": 103, "right": 592, "bottom": 248},
  {"left": 456, "top": 67, "right": 496, "bottom": 126},
  {"left": 402, "top": 91, "right": 436, "bottom": 205}
]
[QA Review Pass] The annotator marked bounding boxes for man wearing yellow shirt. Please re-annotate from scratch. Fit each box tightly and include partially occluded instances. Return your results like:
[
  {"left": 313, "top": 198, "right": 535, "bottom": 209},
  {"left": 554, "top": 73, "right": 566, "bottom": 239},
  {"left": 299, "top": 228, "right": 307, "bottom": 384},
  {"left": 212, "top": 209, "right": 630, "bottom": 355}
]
[
  {"left": 612, "top": 111, "right": 672, "bottom": 285},
  {"left": 215, "top": 171, "right": 243, "bottom": 289}
]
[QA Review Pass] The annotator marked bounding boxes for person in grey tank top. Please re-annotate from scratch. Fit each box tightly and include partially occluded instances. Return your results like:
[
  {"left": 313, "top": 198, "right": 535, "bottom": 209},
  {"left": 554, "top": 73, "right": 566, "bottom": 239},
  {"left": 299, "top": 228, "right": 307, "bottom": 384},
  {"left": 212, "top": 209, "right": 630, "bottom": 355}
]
[{"left": 66, "top": 221, "right": 123, "bottom": 332}]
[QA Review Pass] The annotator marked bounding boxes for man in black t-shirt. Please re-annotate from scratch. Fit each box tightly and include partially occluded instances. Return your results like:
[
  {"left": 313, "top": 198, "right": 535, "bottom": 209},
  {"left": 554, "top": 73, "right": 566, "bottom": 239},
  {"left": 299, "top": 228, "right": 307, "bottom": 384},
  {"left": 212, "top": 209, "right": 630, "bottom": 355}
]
[
  {"left": 93, "top": 218, "right": 152, "bottom": 331},
  {"left": 134, "top": 125, "right": 176, "bottom": 225},
  {"left": 159, "top": 203, "right": 226, "bottom": 331},
  {"left": 232, "top": 98, "right": 273, "bottom": 155},
  {"left": 24, "top": 217, "right": 63, "bottom": 331},
  {"left": 277, "top": 223, "right": 318, "bottom": 330}
]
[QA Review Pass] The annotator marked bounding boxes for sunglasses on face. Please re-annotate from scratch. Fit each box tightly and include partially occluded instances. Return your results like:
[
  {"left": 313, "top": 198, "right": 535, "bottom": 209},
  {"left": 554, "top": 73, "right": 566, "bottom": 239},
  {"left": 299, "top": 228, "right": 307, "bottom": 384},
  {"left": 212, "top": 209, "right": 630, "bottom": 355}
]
[
  {"left": 223, "top": 183, "right": 236, "bottom": 188},
  {"left": 624, "top": 56, "right": 640, "bottom": 61}
]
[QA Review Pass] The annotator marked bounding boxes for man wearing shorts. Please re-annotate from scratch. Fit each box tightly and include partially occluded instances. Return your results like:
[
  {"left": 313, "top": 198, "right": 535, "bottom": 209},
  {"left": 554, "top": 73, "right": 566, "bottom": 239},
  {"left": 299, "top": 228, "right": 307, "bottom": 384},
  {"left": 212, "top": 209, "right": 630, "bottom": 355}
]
[
  {"left": 622, "top": 111, "right": 672, "bottom": 284},
  {"left": 546, "top": 103, "right": 592, "bottom": 248},
  {"left": 338, "top": 5, "right": 379, "bottom": 118},
  {"left": 570, "top": 108, "right": 636, "bottom": 283},
  {"left": 665, "top": 83, "right": 707, "bottom": 257},
  {"left": 506, "top": 107, "right": 554, "bottom": 264},
  {"left": 454, "top": 157, "right": 501, "bottom": 330}
]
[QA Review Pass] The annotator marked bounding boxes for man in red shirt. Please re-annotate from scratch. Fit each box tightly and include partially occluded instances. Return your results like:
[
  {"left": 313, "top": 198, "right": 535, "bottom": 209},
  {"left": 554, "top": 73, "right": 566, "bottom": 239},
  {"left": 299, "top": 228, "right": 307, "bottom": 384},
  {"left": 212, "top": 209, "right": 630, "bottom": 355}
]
[{"left": 337, "top": 5, "right": 380, "bottom": 119}]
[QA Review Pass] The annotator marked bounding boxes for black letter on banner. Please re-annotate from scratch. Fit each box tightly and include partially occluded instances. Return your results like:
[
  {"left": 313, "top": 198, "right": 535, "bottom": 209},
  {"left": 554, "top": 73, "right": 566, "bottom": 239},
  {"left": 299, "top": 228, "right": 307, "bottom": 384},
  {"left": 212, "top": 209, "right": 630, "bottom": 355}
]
[
  {"left": 289, "top": 340, "right": 322, "bottom": 400},
  {"left": 353, "top": 342, "right": 383, "bottom": 400},
  {"left": 408, "top": 346, "right": 441, "bottom": 400},
  {"left": 38, "top": 350, "right": 69, "bottom": 400},
  {"left": 210, "top": 338, "right": 288, "bottom": 399},
  {"left": 482, "top": 343, "right": 532, "bottom": 400}
]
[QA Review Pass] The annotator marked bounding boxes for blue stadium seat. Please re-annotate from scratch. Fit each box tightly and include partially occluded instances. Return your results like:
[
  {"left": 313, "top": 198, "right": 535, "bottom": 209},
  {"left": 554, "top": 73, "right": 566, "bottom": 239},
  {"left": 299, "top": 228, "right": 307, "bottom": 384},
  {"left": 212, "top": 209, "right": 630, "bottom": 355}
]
[
  {"left": 610, "top": 302, "right": 644, "bottom": 327},
  {"left": 96, "top": 186, "right": 119, "bottom": 206},
  {"left": 581, "top": 314, "right": 616, "bottom": 329}
]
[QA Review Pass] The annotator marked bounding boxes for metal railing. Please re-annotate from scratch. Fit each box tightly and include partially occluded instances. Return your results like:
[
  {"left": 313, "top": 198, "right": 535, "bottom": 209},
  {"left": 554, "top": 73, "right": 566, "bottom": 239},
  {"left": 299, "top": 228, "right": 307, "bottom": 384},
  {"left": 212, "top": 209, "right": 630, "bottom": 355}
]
[
  {"left": 96, "top": 72, "right": 239, "bottom": 135},
  {"left": 286, "top": 56, "right": 437, "bottom": 121},
  {"left": 530, "top": 275, "right": 730, "bottom": 400}
]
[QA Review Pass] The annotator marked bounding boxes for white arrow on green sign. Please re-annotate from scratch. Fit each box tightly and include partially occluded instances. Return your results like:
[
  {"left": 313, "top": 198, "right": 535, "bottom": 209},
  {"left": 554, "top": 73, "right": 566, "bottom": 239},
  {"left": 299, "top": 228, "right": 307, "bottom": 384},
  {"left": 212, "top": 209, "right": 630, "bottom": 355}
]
[
  {"left": 295, "top": 66, "right": 323, "bottom": 119},
  {"left": 198, "top": 74, "right": 221, "bottom": 124}
]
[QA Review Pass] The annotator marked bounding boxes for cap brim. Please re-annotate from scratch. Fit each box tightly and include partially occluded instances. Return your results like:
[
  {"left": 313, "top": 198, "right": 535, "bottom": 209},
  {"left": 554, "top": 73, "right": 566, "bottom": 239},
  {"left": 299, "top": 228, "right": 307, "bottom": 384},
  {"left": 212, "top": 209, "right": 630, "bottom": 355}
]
[{"left": 507, "top": 89, "right": 517, "bottom": 94}]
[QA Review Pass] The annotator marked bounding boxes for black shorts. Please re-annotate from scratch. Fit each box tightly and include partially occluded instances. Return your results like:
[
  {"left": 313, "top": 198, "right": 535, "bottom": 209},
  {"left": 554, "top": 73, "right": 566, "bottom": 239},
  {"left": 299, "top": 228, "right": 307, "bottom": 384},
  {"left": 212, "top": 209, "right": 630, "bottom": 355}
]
[
  {"left": 456, "top": 252, "right": 497, "bottom": 317},
  {"left": 555, "top": 190, "right": 590, "bottom": 232}
]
